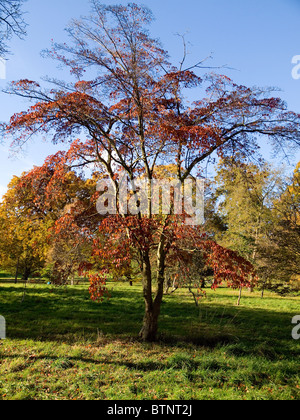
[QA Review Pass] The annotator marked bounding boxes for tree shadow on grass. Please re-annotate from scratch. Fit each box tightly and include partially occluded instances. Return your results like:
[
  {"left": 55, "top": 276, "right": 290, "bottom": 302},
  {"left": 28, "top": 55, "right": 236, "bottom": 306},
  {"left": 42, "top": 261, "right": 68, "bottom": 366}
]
[
  {"left": 0, "top": 284, "right": 299, "bottom": 359},
  {"left": 0, "top": 351, "right": 168, "bottom": 372}
]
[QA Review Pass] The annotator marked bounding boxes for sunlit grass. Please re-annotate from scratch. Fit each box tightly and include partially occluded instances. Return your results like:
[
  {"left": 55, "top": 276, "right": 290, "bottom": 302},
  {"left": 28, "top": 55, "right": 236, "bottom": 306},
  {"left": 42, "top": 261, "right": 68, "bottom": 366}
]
[{"left": 0, "top": 281, "right": 299, "bottom": 400}]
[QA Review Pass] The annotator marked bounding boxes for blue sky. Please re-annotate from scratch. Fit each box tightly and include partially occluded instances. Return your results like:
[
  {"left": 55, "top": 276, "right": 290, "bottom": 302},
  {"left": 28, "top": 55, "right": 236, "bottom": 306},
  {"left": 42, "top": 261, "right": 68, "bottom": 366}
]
[{"left": 0, "top": 0, "right": 300, "bottom": 197}]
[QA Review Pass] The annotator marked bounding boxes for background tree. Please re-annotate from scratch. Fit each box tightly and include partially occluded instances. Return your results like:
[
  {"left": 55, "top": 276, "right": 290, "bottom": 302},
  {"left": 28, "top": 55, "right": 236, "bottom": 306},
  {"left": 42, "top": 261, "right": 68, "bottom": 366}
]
[
  {"left": 214, "top": 159, "right": 300, "bottom": 297},
  {"left": 3, "top": 2, "right": 300, "bottom": 341},
  {"left": 214, "top": 159, "right": 282, "bottom": 298},
  {"left": 258, "top": 162, "right": 300, "bottom": 295},
  {"left": 214, "top": 159, "right": 281, "bottom": 262},
  {"left": 0, "top": 155, "right": 100, "bottom": 284},
  {"left": 0, "top": 176, "right": 49, "bottom": 282}
]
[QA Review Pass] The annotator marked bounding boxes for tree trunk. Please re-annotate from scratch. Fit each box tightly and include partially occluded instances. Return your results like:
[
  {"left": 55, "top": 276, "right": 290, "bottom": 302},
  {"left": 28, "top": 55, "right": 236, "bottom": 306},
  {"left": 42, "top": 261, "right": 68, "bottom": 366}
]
[
  {"left": 14, "top": 257, "right": 20, "bottom": 284},
  {"left": 164, "top": 277, "right": 171, "bottom": 294},
  {"left": 237, "top": 287, "right": 242, "bottom": 306},
  {"left": 261, "top": 283, "right": 265, "bottom": 298},
  {"left": 139, "top": 231, "right": 166, "bottom": 342},
  {"left": 22, "top": 266, "right": 31, "bottom": 282},
  {"left": 140, "top": 280, "right": 164, "bottom": 342},
  {"left": 139, "top": 303, "right": 161, "bottom": 342},
  {"left": 139, "top": 251, "right": 155, "bottom": 341}
]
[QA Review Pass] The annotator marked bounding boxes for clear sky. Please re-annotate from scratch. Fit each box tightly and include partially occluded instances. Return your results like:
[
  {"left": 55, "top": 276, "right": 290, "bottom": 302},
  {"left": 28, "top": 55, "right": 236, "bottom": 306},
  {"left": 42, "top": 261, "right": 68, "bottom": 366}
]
[{"left": 0, "top": 0, "right": 300, "bottom": 197}]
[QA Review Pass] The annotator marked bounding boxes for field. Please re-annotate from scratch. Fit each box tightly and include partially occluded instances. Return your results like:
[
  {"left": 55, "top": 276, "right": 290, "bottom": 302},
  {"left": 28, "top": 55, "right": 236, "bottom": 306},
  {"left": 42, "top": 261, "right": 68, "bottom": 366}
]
[{"left": 0, "top": 278, "right": 299, "bottom": 400}]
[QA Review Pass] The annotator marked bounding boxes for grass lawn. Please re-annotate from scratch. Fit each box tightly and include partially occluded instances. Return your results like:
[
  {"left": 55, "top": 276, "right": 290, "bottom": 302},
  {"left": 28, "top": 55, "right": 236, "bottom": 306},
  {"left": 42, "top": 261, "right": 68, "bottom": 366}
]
[{"left": 0, "top": 280, "right": 299, "bottom": 400}]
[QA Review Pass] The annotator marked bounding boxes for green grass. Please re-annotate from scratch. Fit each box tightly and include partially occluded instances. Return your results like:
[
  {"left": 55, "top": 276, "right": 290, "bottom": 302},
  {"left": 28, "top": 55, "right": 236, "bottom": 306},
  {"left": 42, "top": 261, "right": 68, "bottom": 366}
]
[
  {"left": 0, "top": 281, "right": 299, "bottom": 400},
  {"left": 0, "top": 271, "right": 17, "bottom": 280}
]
